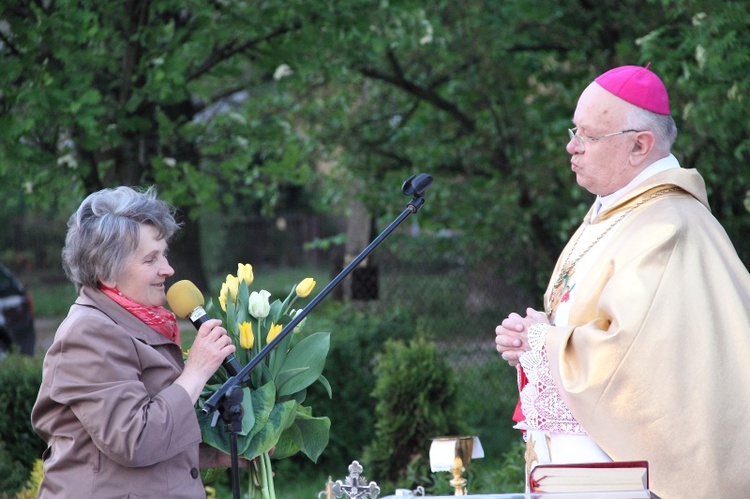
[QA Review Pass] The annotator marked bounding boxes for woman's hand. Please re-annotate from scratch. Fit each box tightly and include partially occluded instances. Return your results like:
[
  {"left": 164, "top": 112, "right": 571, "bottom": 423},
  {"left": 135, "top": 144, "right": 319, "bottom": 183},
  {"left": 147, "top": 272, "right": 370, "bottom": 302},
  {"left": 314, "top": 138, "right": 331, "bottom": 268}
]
[
  {"left": 199, "top": 445, "right": 250, "bottom": 469},
  {"left": 175, "top": 319, "right": 235, "bottom": 403}
]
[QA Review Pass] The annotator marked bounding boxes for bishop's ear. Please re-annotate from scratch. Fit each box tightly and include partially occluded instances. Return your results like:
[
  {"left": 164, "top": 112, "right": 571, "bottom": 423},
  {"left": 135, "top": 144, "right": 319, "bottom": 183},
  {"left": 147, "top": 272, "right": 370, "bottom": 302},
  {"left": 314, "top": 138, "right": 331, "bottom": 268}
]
[{"left": 630, "top": 130, "right": 656, "bottom": 163}]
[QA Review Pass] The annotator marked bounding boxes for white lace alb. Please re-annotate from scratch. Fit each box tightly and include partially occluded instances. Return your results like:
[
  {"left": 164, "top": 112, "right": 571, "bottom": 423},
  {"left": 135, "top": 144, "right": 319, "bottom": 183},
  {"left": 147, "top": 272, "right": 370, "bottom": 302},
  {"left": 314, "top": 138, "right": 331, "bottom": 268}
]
[{"left": 517, "top": 323, "right": 587, "bottom": 435}]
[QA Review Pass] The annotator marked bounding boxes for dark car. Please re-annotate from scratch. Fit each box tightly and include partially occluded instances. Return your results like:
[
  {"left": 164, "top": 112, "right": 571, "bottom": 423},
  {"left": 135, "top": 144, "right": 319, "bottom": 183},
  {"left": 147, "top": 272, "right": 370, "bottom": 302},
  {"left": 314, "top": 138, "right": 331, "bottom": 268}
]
[{"left": 0, "top": 263, "right": 36, "bottom": 357}]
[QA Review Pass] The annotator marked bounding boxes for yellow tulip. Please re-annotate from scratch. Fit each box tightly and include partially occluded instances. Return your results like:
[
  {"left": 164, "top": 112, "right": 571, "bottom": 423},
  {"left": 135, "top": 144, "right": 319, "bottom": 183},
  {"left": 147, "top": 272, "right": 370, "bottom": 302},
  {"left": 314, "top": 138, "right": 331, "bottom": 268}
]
[
  {"left": 239, "top": 322, "right": 254, "bottom": 350},
  {"left": 219, "top": 274, "right": 240, "bottom": 312},
  {"left": 266, "top": 323, "right": 282, "bottom": 344},
  {"left": 219, "top": 282, "right": 229, "bottom": 311},
  {"left": 225, "top": 274, "right": 240, "bottom": 302},
  {"left": 295, "top": 277, "right": 316, "bottom": 298},
  {"left": 237, "top": 263, "right": 254, "bottom": 285}
]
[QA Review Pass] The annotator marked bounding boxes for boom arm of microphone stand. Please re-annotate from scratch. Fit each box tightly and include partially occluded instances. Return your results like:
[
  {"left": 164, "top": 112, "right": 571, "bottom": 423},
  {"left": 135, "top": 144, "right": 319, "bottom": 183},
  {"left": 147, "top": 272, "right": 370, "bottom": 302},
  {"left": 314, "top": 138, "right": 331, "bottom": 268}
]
[{"left": 203, "top": 193, "right": 428, "bottom": 415}]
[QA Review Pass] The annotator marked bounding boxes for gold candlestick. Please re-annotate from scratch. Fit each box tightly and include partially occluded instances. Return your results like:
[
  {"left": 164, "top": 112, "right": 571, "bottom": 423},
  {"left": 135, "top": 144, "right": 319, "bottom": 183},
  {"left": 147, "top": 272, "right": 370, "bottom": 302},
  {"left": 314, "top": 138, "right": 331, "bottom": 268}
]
[
  {"left": 429, "top": 436, "right": 484, "bottom": 496},
  {"left": 449, "top": 456, "right": 467, "bottom": 495},
  {"left": 318, "top": 476, "right": 334, "bottom": 499}
]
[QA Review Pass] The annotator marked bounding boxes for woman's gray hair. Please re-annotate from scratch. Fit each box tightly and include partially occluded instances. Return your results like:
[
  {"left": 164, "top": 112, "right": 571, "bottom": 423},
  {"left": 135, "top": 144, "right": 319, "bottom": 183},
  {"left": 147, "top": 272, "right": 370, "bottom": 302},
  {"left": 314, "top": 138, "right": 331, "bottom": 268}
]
[
  {"left": 62, "top": 186, "right": 180, "bottom": 292},
  {"left": 625, "top": 105, "right": 678, "bottom": 150}
]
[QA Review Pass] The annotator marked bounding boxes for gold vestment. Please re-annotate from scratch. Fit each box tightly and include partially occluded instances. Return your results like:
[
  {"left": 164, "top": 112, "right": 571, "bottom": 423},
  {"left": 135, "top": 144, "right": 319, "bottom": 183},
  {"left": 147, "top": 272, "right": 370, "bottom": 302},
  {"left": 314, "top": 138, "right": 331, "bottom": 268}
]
[{"left": 545, "top": 168, "right": 750, "bottom": 498}]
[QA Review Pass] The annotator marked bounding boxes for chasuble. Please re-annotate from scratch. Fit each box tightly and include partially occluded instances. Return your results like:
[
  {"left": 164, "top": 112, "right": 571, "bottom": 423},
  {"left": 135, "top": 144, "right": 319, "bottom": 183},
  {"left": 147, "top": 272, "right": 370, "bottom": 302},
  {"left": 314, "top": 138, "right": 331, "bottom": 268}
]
[{"left": 537, "top": 167, "right": 750, "bottom": 498}]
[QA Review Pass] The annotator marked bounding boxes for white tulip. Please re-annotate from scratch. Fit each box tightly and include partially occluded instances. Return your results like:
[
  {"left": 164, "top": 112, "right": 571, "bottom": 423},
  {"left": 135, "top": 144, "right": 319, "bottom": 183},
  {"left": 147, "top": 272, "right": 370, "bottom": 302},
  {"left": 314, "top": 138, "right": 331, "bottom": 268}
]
[{"left": 248, "top": 290, "right": 272, "bottom": 319}]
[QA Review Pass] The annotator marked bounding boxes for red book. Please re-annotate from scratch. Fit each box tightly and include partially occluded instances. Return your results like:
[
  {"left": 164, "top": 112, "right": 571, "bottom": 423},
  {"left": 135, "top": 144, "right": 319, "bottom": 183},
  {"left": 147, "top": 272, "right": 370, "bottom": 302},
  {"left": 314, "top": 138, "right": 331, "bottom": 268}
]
[{"left": 529, "top": 461, "right": 649, "bottom": 493}]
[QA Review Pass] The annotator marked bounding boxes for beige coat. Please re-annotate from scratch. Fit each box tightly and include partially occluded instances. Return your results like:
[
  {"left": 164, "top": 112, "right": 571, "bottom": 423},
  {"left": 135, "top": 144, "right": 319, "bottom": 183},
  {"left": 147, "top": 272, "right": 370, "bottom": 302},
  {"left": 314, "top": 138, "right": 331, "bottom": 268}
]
[
  {"left": 32, "top": 287, "right": 205, "bottom": 498},
  {"left": 546, "top": 168, "right": 750, "bottom": 498}
]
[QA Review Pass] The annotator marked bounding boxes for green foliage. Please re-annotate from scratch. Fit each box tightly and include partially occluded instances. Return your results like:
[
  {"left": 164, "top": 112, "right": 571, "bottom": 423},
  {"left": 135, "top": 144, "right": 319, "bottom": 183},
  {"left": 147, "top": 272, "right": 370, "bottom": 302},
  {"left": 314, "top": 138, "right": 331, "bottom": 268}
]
[
  {"left": 3, "top": 0, "right": 750, "bottom": 297},
  {"left": 363, "top": 337, "right": 463, "bottom": 490},
  {"left": 635, "top": 0, "right": 750, "bottom": 259},
  {"left": 470, "top": 439, "right": 526, "bottom": 494},
  {"left": 0, "top": 355, "right": 46, "bottom": 495},
  {"left": 12, "top": 458, "right": 45, "bottom": 499},
  {"left": 454, "top": 358, "right": 520, "bottom": 466},
  {"left": 0, "top": 0, "right": 318, "bottom": 211},
  {"left": 0, "top": 441, "right": 30, "bottom": 498},
  {"left": 294, "top": 304, "right": 418, "bottom": 473},
  {"left": 285, "top": 0, "right": 750, "bottom": 293}
]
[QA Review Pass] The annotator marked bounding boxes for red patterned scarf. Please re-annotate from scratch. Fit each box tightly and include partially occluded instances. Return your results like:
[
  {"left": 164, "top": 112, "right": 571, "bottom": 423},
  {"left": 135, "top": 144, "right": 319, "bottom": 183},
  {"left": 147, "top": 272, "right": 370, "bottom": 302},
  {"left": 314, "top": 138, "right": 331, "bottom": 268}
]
[{"left": 100, "top": 285, "right": 181, "bottom": 347}]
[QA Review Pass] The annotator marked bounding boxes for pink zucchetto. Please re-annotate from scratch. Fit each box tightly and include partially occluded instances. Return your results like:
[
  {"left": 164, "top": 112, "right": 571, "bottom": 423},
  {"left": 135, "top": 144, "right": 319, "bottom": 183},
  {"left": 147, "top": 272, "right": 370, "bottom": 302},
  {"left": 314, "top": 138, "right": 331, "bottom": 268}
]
[{"left": 595, "top": 63, "right": 671, "bottom": 115}]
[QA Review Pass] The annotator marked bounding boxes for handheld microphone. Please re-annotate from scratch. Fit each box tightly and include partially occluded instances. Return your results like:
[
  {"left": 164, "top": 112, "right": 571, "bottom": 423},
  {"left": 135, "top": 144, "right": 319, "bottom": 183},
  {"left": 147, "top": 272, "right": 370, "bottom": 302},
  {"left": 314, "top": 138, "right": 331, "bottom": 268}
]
[{"left": 166, "top": 279, "right": 245, "bottom": 379}]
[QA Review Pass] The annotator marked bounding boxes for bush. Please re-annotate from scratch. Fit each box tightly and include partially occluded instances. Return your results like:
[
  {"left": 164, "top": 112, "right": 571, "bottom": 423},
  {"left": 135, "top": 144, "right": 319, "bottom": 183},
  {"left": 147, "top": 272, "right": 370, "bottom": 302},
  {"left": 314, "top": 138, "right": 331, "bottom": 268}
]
[
  {"left": 453, "top": 355, "right": 521, "bottom": 467},
  {"left": 362, "top": 337, "right": 463, "bottom": 493},
  {"left": 12, "top": 458, "right": 44, "bottom": 499},
  {"left": 0, "top": 354, "right": 46, "bottom": 495},
  {"left": 470, "top": 439, "right": 525, "bottom": 493},
  {"left": 283, "top": 303, "right": 418, "bottom": 476}
]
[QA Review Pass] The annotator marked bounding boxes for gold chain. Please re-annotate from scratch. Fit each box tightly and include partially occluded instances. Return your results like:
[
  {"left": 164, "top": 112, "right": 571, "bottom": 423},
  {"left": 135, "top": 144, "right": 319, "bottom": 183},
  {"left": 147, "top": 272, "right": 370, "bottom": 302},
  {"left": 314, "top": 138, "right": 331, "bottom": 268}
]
[{"left": 552, "top": 187, "right": 681, "bottom": 288}]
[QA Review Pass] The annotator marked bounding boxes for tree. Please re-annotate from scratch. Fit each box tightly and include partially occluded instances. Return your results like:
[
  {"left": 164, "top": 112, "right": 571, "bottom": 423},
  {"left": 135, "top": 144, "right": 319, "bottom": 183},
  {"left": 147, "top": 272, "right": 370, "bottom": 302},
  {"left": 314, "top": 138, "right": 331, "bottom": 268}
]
[
  {"left": 2, "top": 0, "right": 748, "bottom": 296},
  {"left": 279, "top": 0, "right": 750, "bottom": 292},
  {"left": 636, "top": 0, "right": 750, "bottom": 256},
  {"left": 281, "top": 0, "right": 672, "bottom": 290},
  {"left": 0, "top": 0, "right": 320, "bottom": 287}
]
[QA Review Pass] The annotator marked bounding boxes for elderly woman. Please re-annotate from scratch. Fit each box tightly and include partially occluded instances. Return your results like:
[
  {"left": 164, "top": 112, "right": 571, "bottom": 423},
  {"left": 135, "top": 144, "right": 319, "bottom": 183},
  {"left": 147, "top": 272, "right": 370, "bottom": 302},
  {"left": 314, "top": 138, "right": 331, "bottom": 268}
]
[{"left": 32, "top": 186, "right": 236, "bottom": 498}]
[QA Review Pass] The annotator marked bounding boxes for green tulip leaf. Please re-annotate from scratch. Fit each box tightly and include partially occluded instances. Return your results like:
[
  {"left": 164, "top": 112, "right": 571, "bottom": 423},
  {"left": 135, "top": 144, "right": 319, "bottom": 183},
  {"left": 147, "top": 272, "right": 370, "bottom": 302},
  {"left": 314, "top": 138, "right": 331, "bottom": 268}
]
[
  {"left": 268, "top": 299, "right": 283, "bottom": 322},
  {"left": 241, "top": 399, "right": 297, "bottom": 460},
  {"left": 245, "top": 382, "right": 276, "bottom": 437},
  {"left": 236, "top": 283, "right": 250, "bottom": 324},
  {"left": 238, "top": 386, "right": 256, "bottom": 437},
  {"left": 273, "top": 406, "right": 330, "bottom": 462},
  {"left": 276, "top": 332, "right": 329, "bottom": 396},
  {"left": 317, "top": 373, "right": 333, "bottom": 399},
  {"left": 198, "top": 385, "right": 267, "bottom": 455},
  {"left": 276, "top": 366, "right": 308, "bottom": 393}
]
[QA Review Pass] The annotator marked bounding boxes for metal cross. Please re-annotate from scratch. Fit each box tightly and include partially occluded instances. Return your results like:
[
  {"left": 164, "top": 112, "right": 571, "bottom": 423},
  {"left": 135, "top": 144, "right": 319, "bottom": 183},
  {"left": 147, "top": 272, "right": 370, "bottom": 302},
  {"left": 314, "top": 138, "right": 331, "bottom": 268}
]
[{"left": 332, "top": 461, "right": 380, "bottom": 499}]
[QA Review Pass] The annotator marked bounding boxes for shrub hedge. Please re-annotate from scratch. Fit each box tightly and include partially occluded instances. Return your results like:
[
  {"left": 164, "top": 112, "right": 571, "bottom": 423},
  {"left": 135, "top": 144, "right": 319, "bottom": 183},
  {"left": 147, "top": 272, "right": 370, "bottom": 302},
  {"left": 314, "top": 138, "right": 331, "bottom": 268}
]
[{"left": 0, "top": 354, "right": 46, "bottom": 495}]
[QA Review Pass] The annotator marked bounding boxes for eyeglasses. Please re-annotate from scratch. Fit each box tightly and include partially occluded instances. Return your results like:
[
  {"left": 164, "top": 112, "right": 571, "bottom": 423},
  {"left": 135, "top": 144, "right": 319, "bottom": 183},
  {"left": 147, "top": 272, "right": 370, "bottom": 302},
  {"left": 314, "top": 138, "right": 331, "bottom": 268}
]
[{"left": 567, "top": 127, "right": 640, "bottom": 152}]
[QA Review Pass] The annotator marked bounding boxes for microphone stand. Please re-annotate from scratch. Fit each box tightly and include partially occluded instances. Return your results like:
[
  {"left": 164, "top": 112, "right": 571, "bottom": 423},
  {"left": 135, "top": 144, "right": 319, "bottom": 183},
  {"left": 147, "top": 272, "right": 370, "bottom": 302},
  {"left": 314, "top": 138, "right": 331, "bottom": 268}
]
[{"left": 203, "top": 174, "right": 432, "bottom": 499}]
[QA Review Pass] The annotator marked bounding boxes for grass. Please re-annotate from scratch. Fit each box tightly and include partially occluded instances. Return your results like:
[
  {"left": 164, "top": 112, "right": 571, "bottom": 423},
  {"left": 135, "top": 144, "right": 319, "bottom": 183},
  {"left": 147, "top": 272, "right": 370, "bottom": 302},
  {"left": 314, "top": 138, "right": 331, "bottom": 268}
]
[
  {"left": 205, "top": 466, "right": 328, "bottom": 498},
  {"left": 27, "top": 280, "right": 78, "bottom": 318}
]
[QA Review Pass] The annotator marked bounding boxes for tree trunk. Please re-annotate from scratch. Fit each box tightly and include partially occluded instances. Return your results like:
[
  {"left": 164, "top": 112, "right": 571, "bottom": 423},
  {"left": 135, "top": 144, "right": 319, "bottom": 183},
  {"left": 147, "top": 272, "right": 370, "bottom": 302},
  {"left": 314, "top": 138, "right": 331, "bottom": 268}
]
[{"left": 344, "top": 196, "right": 377, "bottom": 301}]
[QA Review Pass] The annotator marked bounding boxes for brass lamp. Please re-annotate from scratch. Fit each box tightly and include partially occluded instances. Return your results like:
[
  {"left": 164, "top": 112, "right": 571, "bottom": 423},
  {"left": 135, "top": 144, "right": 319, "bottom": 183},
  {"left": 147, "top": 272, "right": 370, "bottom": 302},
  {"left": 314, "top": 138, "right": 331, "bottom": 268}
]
[{"left": 429, "top": 436, "right": 484, "bottom": 495}]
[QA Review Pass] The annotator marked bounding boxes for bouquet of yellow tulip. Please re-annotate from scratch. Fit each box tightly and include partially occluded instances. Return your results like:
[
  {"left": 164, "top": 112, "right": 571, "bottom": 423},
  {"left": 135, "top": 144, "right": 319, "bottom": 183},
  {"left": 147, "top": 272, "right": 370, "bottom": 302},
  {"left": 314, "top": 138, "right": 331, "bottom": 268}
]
[{"left": 196, "top": 263, "right": 331, "bottom": 499}]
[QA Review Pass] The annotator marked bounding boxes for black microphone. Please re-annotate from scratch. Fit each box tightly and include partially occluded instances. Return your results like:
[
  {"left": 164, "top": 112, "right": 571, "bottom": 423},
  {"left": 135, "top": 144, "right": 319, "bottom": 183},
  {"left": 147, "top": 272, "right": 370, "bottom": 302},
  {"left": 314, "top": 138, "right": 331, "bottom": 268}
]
[
  {"left": 166, "top": 279, "right": 245, "bottom": 378},
  {"left": 401, "top": 173, "right": 433, "bottom": 197}
]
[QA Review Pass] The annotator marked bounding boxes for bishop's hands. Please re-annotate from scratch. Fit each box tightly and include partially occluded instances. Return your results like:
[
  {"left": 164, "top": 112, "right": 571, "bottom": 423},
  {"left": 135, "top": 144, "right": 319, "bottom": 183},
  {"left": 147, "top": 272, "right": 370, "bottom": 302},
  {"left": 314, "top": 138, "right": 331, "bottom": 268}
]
[{"left": 495, "top": 307, "right": 549, "bottom": 367}]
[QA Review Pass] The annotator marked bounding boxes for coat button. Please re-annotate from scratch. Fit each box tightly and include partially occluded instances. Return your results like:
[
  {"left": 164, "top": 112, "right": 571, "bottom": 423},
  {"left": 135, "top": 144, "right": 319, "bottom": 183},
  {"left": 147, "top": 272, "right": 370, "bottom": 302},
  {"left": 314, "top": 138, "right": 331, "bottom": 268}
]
[{"left": 191, "top": 467, "right": 199, "bottom": 479}]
